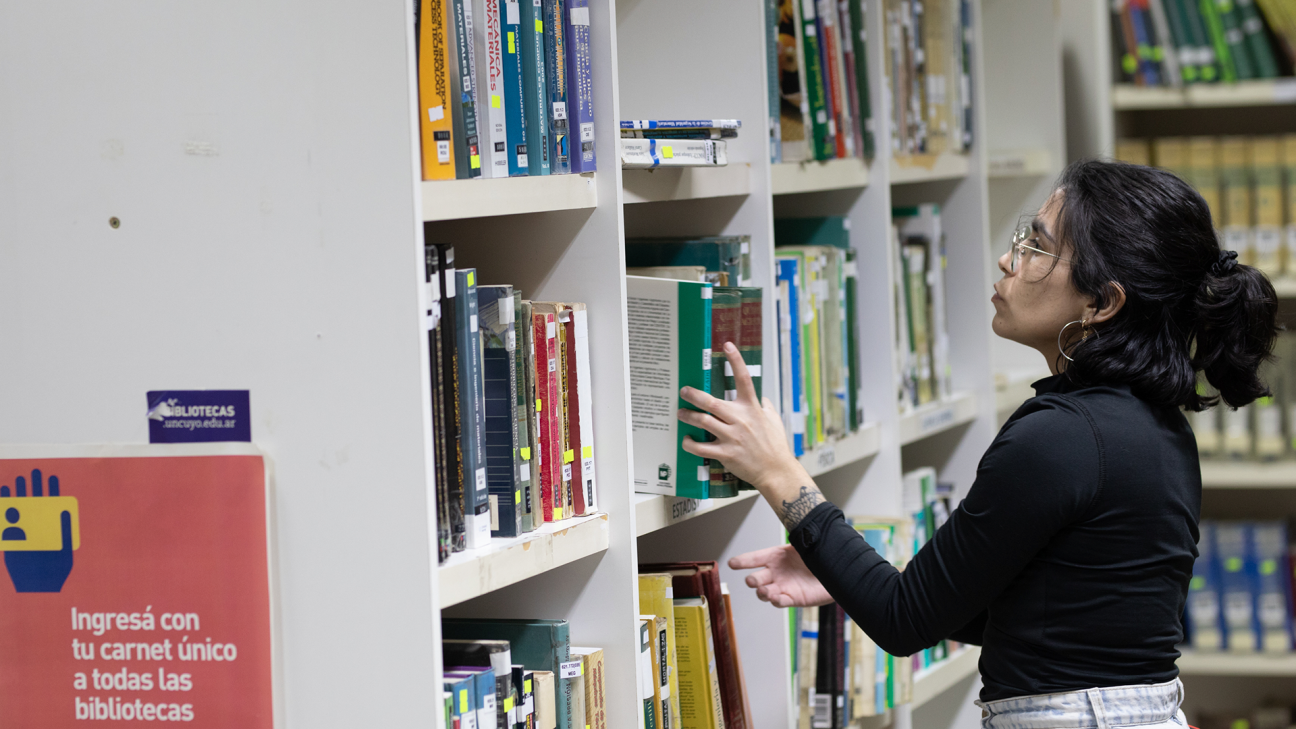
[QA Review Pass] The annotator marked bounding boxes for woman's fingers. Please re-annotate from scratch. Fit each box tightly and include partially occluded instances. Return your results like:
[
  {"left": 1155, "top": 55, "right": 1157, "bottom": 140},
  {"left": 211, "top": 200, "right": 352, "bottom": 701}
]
[
  {"left": 728, "top": 546, "right": 787, "bottom": 571},
  {"left": 744, "top": 568, "right": 776, "bottom": 589},
  {"left": 676, "top": 408, "right": 730, "bottom": 438},
  {"left": 680, "top": 435, "right": 725, "bottom": 460},
  {"left": 723, "top": 343, "right": 758, "bottom": 404}
]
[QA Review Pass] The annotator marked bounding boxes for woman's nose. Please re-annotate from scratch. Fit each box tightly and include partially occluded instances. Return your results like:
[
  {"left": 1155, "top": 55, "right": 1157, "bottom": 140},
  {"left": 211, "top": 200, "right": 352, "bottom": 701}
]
[{"left": 998, "top": 249, "right": 1012, "bottom": 276}]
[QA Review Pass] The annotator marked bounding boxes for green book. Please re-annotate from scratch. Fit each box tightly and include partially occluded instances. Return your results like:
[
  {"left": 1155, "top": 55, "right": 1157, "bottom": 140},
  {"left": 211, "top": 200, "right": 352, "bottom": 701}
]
[
  {"left": 1159, "top": 0, "right": 1201, "bottom": 83},
  {"left": 625, "top": 236, "right": 752, "bottom": 287},
  {"left": 775, "top": 215, "right": 851, "bottom": 249},
  {"left": 776, "top": 247, "right": 825, "bottom": 447},
  {"left": 1178, "top": 0, "right": 1222, "bottom": 82},
  {"left": 845, "top": 249, "right": 861, "bottom": 431},
  {"left": 738, "top": 286, "right": 764, "bottom": 490},
  {"left": 627, "top": 276, "right": 713, "bottom": 499},
  {"left": 512, "top": 292, "right": 536, "bottom": 532},
  {"left": 520, "top": 0, "right": 552, "bottom": 174},
  {"left": 800, "top": 0, "right": 834, "bottom": 160},
  {"left": 1235, "top": 0, "right": 1279, "bottom": 77},
  {"left": 846, "top": 0, "right": 874, "bottom": 158},
  {"left": 709, "top": 288, "right": 743, "bottom": 499},
  {"left": 1200, "top": 0, "right": 1243, "bottom": 81},
  {"left": 442, "top": 619, "right": 574, "bottom": 729}
]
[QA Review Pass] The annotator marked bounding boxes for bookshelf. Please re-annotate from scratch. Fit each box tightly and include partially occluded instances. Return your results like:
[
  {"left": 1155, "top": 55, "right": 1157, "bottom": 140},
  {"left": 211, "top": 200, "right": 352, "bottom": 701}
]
[
  {"left": 1112, "top": 79, "right": 1296, "bottom": 110},
  {"left": 912, "top": 647, "right": 984, "bottom": 707},
  {"left": 0, "top": 0, "right": 1068, "bottom": 726},
  {"left": 1176, "top": 652, "right": 1296, "bottom": 677},
  {"left": 1199, "top": 462, "right": 1296, "bottom": 489}
]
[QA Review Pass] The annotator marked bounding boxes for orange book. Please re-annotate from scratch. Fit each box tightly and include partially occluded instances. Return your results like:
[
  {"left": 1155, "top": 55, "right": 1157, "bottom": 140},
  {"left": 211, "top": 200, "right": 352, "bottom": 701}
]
[{"left": 418, "top": 0, "right": 456, "bottom": 180}]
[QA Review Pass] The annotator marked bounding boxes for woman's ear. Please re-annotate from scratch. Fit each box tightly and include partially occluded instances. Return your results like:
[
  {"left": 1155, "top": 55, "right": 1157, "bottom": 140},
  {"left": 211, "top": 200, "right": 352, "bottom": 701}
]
[{"left": 1088, "top": 282, "right": 1127, "bottom": 325}]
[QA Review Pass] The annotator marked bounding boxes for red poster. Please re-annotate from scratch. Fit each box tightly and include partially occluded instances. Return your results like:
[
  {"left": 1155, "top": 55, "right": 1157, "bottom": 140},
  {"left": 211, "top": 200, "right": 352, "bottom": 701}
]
[{"left": 0, "top": 446, "right": 274, "bottom": 727}]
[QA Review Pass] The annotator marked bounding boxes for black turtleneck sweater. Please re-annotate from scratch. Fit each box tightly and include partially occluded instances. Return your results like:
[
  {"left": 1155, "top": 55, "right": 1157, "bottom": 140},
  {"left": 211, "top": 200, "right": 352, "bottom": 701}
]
[{"left": 788, "top": 374, "right": 1201, "bottom": 701}]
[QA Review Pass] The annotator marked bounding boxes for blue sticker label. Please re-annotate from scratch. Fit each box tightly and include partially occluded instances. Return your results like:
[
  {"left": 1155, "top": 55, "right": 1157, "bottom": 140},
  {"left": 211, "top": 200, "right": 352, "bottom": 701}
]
[{"left": 146, "top": 391, "right": 250, "bottom": 443}]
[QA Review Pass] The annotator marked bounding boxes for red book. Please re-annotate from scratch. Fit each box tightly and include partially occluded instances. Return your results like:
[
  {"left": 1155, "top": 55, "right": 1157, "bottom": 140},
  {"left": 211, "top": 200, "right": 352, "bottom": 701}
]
[
  {"left": 531, "top": 311, "right": 559, "bottom": 521},
  {"left": 563, "top": 305, "right": 588, "bottom": 516},
  {"left": 640, "top": 561, "right": 747, "bottom": 729}
]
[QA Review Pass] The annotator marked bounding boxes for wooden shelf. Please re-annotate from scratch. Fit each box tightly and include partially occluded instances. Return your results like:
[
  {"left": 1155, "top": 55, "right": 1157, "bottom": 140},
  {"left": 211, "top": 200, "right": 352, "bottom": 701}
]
[
  {"left": 1176, "top": 651, "right": 1296, "bottom": 676},
  {"left": 913, "top": 647, "right": 982, "bottom": 707},
  {"left": 438, "top": 513, "right": 609, "bottom": 607},
  {"left": 634, "top": 490, "right": 761, "bottom": 537},
  {"left": 770, "top": 157, "right": 870, "bottom": 195},
  {"left": 800, "top": 424, "right": 882, "bottom": 477},
  {"left": 1112, "top": 80, "right": 1296, "bottom": 110},
  {"left": 622, "top": 164, "right": 751, "bottom": 203},
  {"left": 1199, "top": 461, "right": 1296, "bottom": 489},
  {"left": 899, "top": 393, "right": 979, "bottom": 446},
  {"left": 890, "top": 153, "right": 970, "bottom": 185},
  {"left": 988, "top": 148, "right": 1053, "bottom": 178},
  {"left": 422, "top": 173, "right": 598, "bottom": 221}
]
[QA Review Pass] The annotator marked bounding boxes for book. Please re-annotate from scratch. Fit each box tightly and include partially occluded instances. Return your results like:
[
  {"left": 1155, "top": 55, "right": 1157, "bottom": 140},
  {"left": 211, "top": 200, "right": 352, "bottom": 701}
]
[
  {"left": 1147, "top": 0, "right": 1184, "bottom": 87},
  {"left": 673, "top": 597, "right": 727, "bottom": 729},
  {"left": 639, "top": 618, "right": 660, "bottom": 729},
  {"left": 512, "top": 292, "right": 537, "bottom": 532},
  {"left": 1286, "top": 135, "right": 1296, "bottom": 276},
  {"left": 534, "top": 670, "right": 558, "bottom": 729},
  {"left": 1250, "top": 522, "right": 1294, "bottom": 653},
  {"left": 479, "top": 285, "right": 523, "bottom": 538},
  {"left": 1179, "top": 0, "right": 1222, "bottom": 82},
  {"left": 544, "top": 0, "right": 571, "bottom": 174},
  {"left": 443, "top": 619, "right": 573, "bottom": 729},
  {"left": 521, "top": 300, "right": 544, "bottom": 527},
  {"left": 626, "top": 237, "right": 751, "bottom": 288},
  {"left": 722, "top": 586, "right": 754, "bottom": 729},
  {"left": 845, "top": 0, "right": 874, "bottom": 158},
  {"left": 709, "top": 287, "right": 743, "bottom": 499},
  {"left": 533, "top": 302, "right": 574, "bottom": 518},
  {"left": 776, "top": 255, "right": 806, "bottom": 455},
  {"left": 445, "top": 668, "right": 498, "bottom": 729},
  {"left": 436, "top": 246, "right": 468, "bottom": 553},
  {"left": 499, "top": 0, "right": 529, "bottom": 176},
  {"left": 520, "top": 0, "right": 551, "bottom": 175},
  {"left": 819, "top": 0, "right": 851, "bottom": 158},
  {"left": 626, "top": 276, "right": 713, "bottom": 498},
  {"left": 621, "top": 129, "right": 739, "bottom": 140},
  {"left": 621, "top": 119, "right": 744, "bottom": 130},
  {"left": 444, "top": 672, "right": 478, "bottom": 729},
  {"left": 779, "top": 0, "right": 811, "bottom": 162},
  {"left": 566, "top": 0, "right": 596, "bottom": 172},
  {"left": 570, "top": 647, "right": 607, "bottom": 729},
  {"left": 570, "top": 650, "right": 588, "bottom": 729},
  {"left": 565, "top": 303, "right": 597, "bottom": 515},
  {"left": 795, "top": 605, "right": 818, "bottom": 728},
  {"left": 736, "top": 287, "right": 764, "bottom": 488},
  {"left": 515, "top": 667, "right": 536, "bottom": 729},
  {"left": 473, "top": 0, "right": 511, "bottom": 177},
  {"left": 837, "top": 0, "right": 864, "bottom": 159},
  {"left": 800, "top": 0, "right": 834, "bottom": 159},
  {"left": 1159, "top": 0, "right": 1202, "bottom": 83},
  {"left": 766, "top": 0, "right": 784, "bottom": 163},
  {"left": 642, "top": 562, "right": 744, "bottom": 729},
  {"left": 531, "top": 306, "right": 562, "bottom": 520},
  {"left": 1251, "top": 136, "right": 1283, "bottom": 277},
  {"left": 1216, "top": 521, "right": 1259, "bottom": 652},
  {"left": 844, "top": 250, "right": 861, "bottom": 430},
  {"left": 639, "top": 573, "right": 684, "bottom": 729},
  {"left": 1199, "top": 0, "right": 1241, "bottom": 81},
  {"left": 456, "top": 269, "right": 492, "bottom": 549},
  {"left": 449, "top": 0, "right": 483, "bottom": 178},
  {"left": 628, "top": 266, "right": 710, "bottom": 282},
  {"left": 444, "top": 639, "right": 513, "bottom": 729},
  {"left": 424, "top": 246, "right": 453, "bottom": 563},
  {"left": 1221, "top": 137, "right": 1255, "bottom": 266},
  {"left": 894, "top": 205, "right": 950, "bottom": 402},
  {"left": 621, "top": 139, "right": 728, "bottom": 168},
  {"left": 419, "top": 0, "right": 457, "bottom": 179}
]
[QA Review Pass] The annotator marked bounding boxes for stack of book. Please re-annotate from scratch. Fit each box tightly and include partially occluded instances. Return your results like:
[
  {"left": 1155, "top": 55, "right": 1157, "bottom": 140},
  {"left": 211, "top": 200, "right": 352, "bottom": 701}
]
[
  {"left": 639, "top": 563, "right": 754, "bottom": 729},
  {"left": 882, "top": 0, "right": 974, "bottom": 159},
  {"left": 425, "top": 244, "right": 599, "bottom": 562},
  {"left": 1183, "top": 521, "right": 1295, "bottom": 655},
  {"left": 441, "top": 619, "right": 607, "bottom": 729},
  {"left": 774, "top": 217, "right": 866, "bottom": 458},
  {"left": 624, "top": 238, "right": 763, "bottom": 499},
  {"left": 1117, "top": 135, "right": 1296, "bottom": 282},
  {"left": 415, "top": 0, "right": 597, "bottom": 181},
  {"left": 900, "top": 468, "right": 962, "bottom": 672},
  {"left": 1193, "top": 331, "right": 1296, "bottom": 463},
  {"left": 891, "top": 205, "right": 952, "bottom": 414},
  {"left": 620, "top": 119, "right": 738, "bottom": 169},
  {"left": 1110, "top": 0, "right": 1289, "bottom": 87},
  {"left": 772, "top": 0, "right": 876, "bottom": 163}
]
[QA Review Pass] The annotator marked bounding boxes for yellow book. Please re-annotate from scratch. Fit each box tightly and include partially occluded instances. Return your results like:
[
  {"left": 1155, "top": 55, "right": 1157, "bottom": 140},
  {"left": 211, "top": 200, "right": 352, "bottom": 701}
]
[
  {"left": 796, "top": 607, "right": 818, "bottom": 729},
  {"left": 849, "top": 621, "right": 878, "bottom": 719},
  {"left": 674, "top": 597, "right": 726, "bottom": 729},
  {"left": 639, "top": 574, "right": 683, "bottom": 729},
  {"left": 1252, "top": 137, "right": 1284, "bottom": 277},
  {"left": 417, "top": 0, "right": 456, "bottom": 180},
  {"left": 571, "top": 647, "right": 607, "bottom": 729},
  {"left": 1189, "top": 137, "right": 1223, "bottom": 228},
  {"left": 533, "top": 670, "right": 557, "bottom": 729},
  {"left": 1221, "top": 137, "right": 1254, "bottom": 265},
  {"left": 1153, "top": 137, "right": 1189, "bottom": 178},
  {"left": 1115, "top": 139, "right": 1151, "bottom": 166}
]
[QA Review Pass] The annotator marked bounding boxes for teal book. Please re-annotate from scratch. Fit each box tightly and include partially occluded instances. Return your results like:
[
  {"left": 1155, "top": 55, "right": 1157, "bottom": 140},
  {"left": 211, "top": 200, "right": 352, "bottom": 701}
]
[
  {"left": 449, "top": 0, "right": 482, "bottom": 177},
  {"left": 520, "top": 0, "right": 551, "bottom": 175},
  {"left": 1235, "top": 0, "right": 1279, "bottom": 78},
  {"left": 543, "top": 0, "right": 570, "bottom": 173},
  {"left": 456, "top": 269, "right": 491, "bottom": 549},
  {"left": 443, "top": 619, "right": 574, "bottom": 729},
  {"left": 846, "top": 0, "right": 874, "bottom": 158},
  {"left": 625, "top": 236, "right": 751, "bottom": 287},
  {"left": 845, "top": 249, "right": 861, "bottom": 431},
  {"left": 626, "top": 276, "right": 712, "bottom": 498},
  {"left": 478, "top": 285, "right": 522, "bottom": 538},
  {"left": 1178, "top": 0, "right": 1222, "bottom": 82},
  {"left": 774, "top": 216, "right": 851, "bottom": 249},
  {"left": 443, "top": 674, "right": 476, "bottom": 729},
  {"left": 500, "top": 0, "right": 529, "bottom": 175},
  {"left": 445, "top": 669, "right": 496, "bottom": 729}
]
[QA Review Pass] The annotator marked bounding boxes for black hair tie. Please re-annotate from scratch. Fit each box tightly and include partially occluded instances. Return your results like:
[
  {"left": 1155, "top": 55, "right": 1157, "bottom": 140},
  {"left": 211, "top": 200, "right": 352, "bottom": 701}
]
[{"left": 1211, "top": 249, "right": 1239, "bottom": 276}]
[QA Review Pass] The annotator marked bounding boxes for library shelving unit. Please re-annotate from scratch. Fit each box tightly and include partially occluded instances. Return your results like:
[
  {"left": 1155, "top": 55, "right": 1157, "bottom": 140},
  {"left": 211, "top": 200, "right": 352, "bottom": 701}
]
[{"left": 0, "top": 1, "right": 1055, "bottom": 727}]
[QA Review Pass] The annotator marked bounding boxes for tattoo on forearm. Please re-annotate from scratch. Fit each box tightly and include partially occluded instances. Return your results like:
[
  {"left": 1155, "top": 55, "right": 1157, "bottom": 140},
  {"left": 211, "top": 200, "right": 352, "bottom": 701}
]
[{"left": 780, "top": 485, "right": 825, "bottom": 531}]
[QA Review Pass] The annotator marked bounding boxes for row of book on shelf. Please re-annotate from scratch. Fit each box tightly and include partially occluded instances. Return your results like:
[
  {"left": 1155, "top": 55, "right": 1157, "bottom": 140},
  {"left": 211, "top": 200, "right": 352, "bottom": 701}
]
[
  {"left": 424, "top": 244, "right": 598, "bottom": 561},
  {"left": 1194, "top": 332, "right": 1296, "bottom": 461},
  {"left": 1110, "top": 0, "right": 1293, "bottom": 87},
  {"left": 620, "top": 119, "right": 741, "bottom": 170},
  {"left": 1184, "top": 520, "right": 1296, "bottom": 654},
  {"left": 1116, "top": 135, "right": 1296, "bottom": 279},
  {"left": 891, "top": 205, "right": 953, "bottom": 413},
  {"left": 415, "top": 0, "right": 596, "bottom": 181},
  {"left": 792, "top": 468, "right": 963, "bottom": 728}
]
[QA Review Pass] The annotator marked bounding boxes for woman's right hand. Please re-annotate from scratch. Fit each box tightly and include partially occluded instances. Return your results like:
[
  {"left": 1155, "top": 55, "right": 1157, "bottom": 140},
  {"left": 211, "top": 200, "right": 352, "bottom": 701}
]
[{"left": 728, "top": 545, "right": 835, "bottom": 608}]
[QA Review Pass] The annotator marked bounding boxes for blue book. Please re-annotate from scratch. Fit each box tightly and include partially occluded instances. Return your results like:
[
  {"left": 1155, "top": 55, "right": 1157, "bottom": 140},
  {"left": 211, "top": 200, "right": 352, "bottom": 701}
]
[
  {"left": 565, "top": 0, "right": 595, "bottom": 172},
  {"left": 1187, "top": 521, "right": 1224, "bottom": 650},
  {"left": 478, "top": 285, "right": 522, "bottom": 538},
  {"left": 1128, "top": 4, "right": 1163, "bottom": 87},
  {"left": 543, "top": 0, "right": 570, "bottom": 174},
  {"left": 1216, "top": 522, "right": 1258, "bottom": 652},
  {"left": 500, "top": 0, "right": 529, "bottom": 176},
  {"left": 777, "top": 256, "right": 805, "bottom": 456},
  {"left": 1250, "top": 522, "right": 1295, "bottom": 653},
  {"left": 443, "top": 619, "right": 574, "bottom": 729},
  {"left": 443, "top": 674, "right": 476, "bottom": 729},
  {"left": 445, "top": 668, "right": 496, "bottom": 729},
  {"left": 456, "top": 269, "right": 491, "bottom": 549},
  {"left": 520, "top": 0, "right": 551, "bottom": 175}
]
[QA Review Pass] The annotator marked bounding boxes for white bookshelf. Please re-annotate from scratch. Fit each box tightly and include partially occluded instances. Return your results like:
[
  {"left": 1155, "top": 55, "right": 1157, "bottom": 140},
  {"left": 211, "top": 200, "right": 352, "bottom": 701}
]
[
  {"left": 1112, "top": 80, "right": 1296, "bottom": 110},
  {"left": 1199, "top": 461, "right": 1296, "bottom": 489},
  {"left": 890, "top": 152, "right": 972, "bottom": 185},
  {"left": 899, "top": 393, "right": 981, "bottom": 446},
  {"left": 634, "top": 491, "right": 762, "bottom": 537},
  {"left": 421, "top": 173, "right": 599, "bottom": 220},
  {"left": 622, "top": 164, "right": 753, "bottom": 204},
  {"left": 800, "top": 424, "right": 883, "bottom": 477},
  {"left": 770, "top": 157, "right": 872, "bottom": 195},
  {"left": 913, "top": 647, "right": 984, "bottom": 707},
  {"left": 1176, "top": 652, "right": 1296, "bottom": 677}
]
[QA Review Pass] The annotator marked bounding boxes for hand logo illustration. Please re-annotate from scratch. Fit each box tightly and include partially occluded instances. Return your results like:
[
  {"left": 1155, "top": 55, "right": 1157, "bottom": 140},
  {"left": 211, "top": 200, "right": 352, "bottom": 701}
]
[{"left": 0, "top": 469, "right": 80, "bottom": 593}]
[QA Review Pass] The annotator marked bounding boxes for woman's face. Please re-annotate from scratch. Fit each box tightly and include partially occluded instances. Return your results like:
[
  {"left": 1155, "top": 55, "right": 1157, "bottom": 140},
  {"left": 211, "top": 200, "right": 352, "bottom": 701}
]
[{"left": 991, "top": 190, "right": 1096, "bottom": 371}]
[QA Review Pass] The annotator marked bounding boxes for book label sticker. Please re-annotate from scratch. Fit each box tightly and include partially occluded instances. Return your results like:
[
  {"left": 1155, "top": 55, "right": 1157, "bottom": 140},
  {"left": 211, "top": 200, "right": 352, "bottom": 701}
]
[
  {"left": 562, "top": 464, "right": 572, "bottom": 481},
  {"left": 553, "top": 102, "right": 567, "bottom": 120},
  {"left": 560, "top": 660, "right": 583, "bottom": 679},
  {"left": 147, "top": 390, "right": 251, "bottom": 443},
  {"left": 569, "top": 6, "right": 589, "bottom": 25},
  {"left": 475, "top": 467, "right": 487, "bottom": 493}
]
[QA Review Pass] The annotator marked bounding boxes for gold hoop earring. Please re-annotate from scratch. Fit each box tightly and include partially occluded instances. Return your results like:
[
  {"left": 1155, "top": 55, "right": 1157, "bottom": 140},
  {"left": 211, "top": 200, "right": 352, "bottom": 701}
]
[{"left": 1057, "top": 319, "right": 1097, "bottom": 363}]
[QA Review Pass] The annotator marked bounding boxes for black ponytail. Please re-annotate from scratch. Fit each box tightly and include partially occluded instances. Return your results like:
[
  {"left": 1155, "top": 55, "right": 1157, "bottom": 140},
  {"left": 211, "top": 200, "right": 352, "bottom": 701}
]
[{"left": 1052, "top": 159, "right": 1279, "bottom": 411}]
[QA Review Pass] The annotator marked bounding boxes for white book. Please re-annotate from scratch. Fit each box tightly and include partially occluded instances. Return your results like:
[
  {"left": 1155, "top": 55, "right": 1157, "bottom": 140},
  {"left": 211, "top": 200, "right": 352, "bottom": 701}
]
[
  {"left": 472, "top": 0, "right": 510, "bottom": 178},
  {"left": 572, "top": 306, "right": 598, "bottom": 513},
  {"left": 620, "top": 139, "right": 728, "bottom": 169}
]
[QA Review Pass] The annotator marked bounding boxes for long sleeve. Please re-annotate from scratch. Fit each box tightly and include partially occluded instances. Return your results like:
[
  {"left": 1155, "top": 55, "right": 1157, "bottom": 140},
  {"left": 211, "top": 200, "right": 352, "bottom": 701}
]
[
  {"left": 947, "top": 610, "right": 988, "bottom": 646},
  {"left": 787, "top": 397, "right": 1103, "bottom": 657}
]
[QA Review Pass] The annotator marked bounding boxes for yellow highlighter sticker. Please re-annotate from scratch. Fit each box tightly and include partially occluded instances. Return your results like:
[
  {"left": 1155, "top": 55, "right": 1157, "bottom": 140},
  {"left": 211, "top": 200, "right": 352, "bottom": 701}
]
[
  {"left": 553, "top": 507, "right": 563, "bottom": 520},
  {"left": 467, "top": 271, "right": 475, "bottom": 287},
  {"left": 662, "top": 146, "right": 674, "bottom": 159},
  {"left": 524, "top": 679, "right": 532, "bottom": 694},
  {"left": 520, "top": 447, "right": 531, "bottom": 460},
  {"left": 536, "top": 19, "right": 543, "bottom": 32},
  {"left": 504, "top": 697, "right": 514, "bottom": 712},
  {"left": 536, "top": 398, "right": 542, "bottom": 412},
  {"left": 508, "top": 32, "right": 516, "bottom": 54},
  {"left": 491, "top": 94, "right": 502, "bottom": 109},
  {"left": 582, "top": 446, "right": 593, "bottom": 459},
  {"left": 459, "top": 689, "right": 468, "bottom": 713},
  {"left": 563, "top": 450, "right": 574, "bottom": 464},
  {"left": 0, "top": 496, "right": 80, "bottom": 552},
  {"left": 514, "top": 490, "right": 521, "bottom": 505},
  {"left": 470, "top": 155, "right": 481, "bottom": 169}
]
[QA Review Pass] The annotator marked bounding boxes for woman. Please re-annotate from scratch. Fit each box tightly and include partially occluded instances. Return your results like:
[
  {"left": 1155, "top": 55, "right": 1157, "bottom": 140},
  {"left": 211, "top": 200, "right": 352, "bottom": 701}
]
[{"left": 678, "top": 160, "right": 1278, "bottom": 729}]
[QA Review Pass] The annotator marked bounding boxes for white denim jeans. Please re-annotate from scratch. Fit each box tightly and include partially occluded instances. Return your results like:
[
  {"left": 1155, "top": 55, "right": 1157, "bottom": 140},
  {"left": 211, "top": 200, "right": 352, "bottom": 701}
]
[{"left": 977, "top": 678, "right": 1186, "bottom": 729}]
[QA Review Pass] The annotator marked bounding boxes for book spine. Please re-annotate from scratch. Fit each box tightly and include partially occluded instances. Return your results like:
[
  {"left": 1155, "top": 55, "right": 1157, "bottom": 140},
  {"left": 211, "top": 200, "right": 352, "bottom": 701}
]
[
  {"left": 532, "top": 312, "right": 556, "bottom": 521},
  {"left": 838, "top": 0, "right": 864, "bottom": 160},
  {"left": 621, "top": 128, "right": 737, "bottom": 139},
  {"left": 620, "top": 139, "right": 726, "bottom": 168},
  {"left": 767, "top": 0, "right": 783, "bottom": 163},
  {"left": 1180, "top": 0, "right": 1221, "bottom": 82},
  {"left": 419, "top": 0, "right": 457, "bottom": 179},
  {"left": 573, "top": 309, "right": 597, "bottom": 513},
  {"left": 709, "top": 289, "right": 743, "bottom": 499},
  {"left": 474, "top": 0, "right": 511, "bottom": 177},
  {"left": 847, "top": 0, "right": 873, "bottom": 158},
  {"left": 1199, "top": 0, "right": 1240, "bottom": 81},
  {"left": 521, "top": 0, "right": 551, "bottom": 175},
  {"left": 500, "top": 0, "right": 529, "bottom": 176},
  {"left": 457, "top": 269, "right": 491, "bottom": 549},
  {"left": 737, "top": 287, "right": 763, "bottom": 491},
  {"left": 1237, "top": 0, "right": 1280, "bottom": 77},
  {"left": 620, "top": 119, "right": 743, "bottom": 129},
  {"left": 544, "top": 315, "right": 564, "bottom": 519},
  {"left": 1147, "top": 0, "right": 1184, "bottom": 86},
  {"left": 556, "top": 308, "right": 573, "bottom": 518},
  {"left": 438, "top": 247, "right": 468, "bottom": 552},
  {"left": 844, "top": 251, "right": 861, "bottom": 431},
  {"left": 512, "top": 294, "right": 535, "bottom": 532},
  {"left": 450, "top": 0, "right": 483, "bottom": 177},
  {"left": 1161, "top": 0, "right": 1202, "bottom": 83},
  {"left": 800, "top": 0, "right": 833, "bottom": 160},
  {"left": 522, "top": 301, "right": 544, "bottom": 530},
  {"left": 820, "top": 0, "right": 851, "bottom": 158},
  {"left": 566, "top": 0, "right": 596, "bottom": 172},
  {"left": 425, "top": 248, "right": 453, "bottom": 563},
  {"left": 564, "top": 312, "right": 586, "bottom": 516},
  {"left": 781, "top": 0, "right": 812, "bottom": 162},
  {"left": 779, "top": 258, "right": 806, "bottom": 455},
  {"left": 480, "top": 286, "right": 522, "bottom": 538},
  {"left": 543, "top": 0, "right": 571, "bottom": 174}
]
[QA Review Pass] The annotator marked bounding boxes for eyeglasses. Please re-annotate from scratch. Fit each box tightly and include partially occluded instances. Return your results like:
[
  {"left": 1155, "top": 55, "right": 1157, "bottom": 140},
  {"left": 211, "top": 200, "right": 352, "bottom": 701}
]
[{"left": 1009, "top": 224, "right": 1069, "bottom": 273}]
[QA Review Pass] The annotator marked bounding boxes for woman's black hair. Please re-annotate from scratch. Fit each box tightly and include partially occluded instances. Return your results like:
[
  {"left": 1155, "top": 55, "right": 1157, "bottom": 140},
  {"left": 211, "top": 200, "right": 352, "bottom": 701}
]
[{"left": 1051, "top": 158, "right": 1278, "bottom": 411}]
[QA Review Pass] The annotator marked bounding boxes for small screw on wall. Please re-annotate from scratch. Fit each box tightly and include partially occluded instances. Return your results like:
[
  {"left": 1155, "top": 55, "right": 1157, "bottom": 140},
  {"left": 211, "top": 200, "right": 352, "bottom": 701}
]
[{"left": 108, "top": 217, "right": 121, "bottom": 229}]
